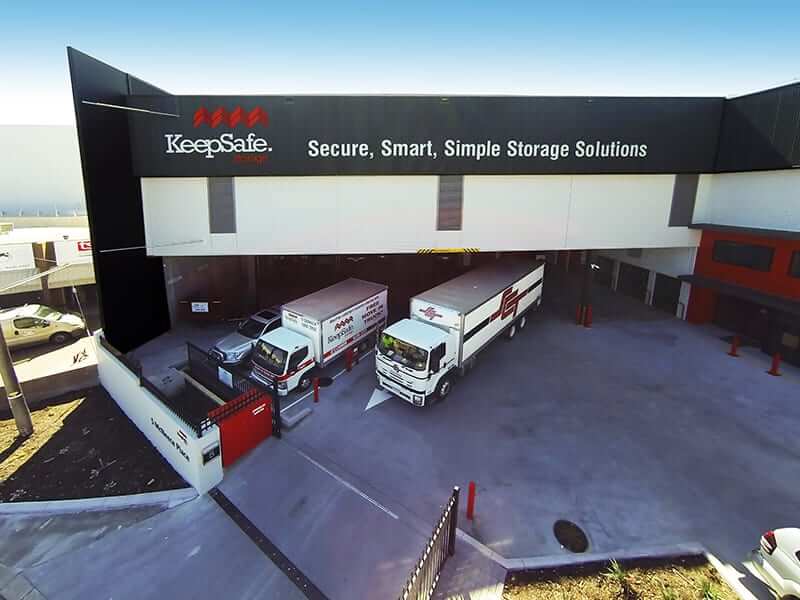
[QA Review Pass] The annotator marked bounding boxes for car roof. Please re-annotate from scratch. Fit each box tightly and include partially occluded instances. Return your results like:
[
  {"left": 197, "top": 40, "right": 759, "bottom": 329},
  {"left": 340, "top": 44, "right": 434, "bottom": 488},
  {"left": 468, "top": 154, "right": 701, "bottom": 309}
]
[
  {"left": 252, "top": 308, "right": 280, "bottom": 323},
  {"left": 0, "top": 304, "right": 40, "bottom": 319},
  {"left": 776, "top": 528, "right": 800, "bottom": 550}
]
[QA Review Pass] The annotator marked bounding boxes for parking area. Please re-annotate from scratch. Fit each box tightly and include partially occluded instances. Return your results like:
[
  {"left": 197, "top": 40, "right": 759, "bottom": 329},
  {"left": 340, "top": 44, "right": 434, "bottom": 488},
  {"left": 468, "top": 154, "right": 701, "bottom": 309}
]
[{"left": 273, "top": 270, "right": 800, "bottom": 594}]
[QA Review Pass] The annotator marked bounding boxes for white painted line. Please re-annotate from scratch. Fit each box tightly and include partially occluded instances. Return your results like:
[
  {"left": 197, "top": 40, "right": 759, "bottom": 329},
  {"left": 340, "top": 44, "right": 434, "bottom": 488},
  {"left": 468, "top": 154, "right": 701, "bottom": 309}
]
[
  {"left": 295, "top": 447, "right": 399, "bottom": 520},
  {"left": 280, "top": 350, "right": 375, "bottom": 415}
]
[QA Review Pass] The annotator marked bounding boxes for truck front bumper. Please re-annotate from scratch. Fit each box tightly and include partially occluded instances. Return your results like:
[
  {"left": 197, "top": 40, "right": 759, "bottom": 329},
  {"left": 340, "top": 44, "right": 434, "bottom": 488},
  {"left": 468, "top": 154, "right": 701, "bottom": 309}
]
[{"left": 377, "top": 372, "right": 427, "bottom": 407}]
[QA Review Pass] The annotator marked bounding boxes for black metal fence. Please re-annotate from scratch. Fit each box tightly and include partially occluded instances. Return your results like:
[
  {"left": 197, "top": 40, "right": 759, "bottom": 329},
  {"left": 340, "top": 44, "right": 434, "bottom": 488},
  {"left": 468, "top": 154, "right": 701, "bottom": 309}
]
[
  {"left": 399, "top": 486, "right": 460, "bottom": 600},
  {"left": 185, "top": 342, "right": 281, "bottom": 438},
  {"left": 98, "top": 335, "right": 214, "bottom": 437}
]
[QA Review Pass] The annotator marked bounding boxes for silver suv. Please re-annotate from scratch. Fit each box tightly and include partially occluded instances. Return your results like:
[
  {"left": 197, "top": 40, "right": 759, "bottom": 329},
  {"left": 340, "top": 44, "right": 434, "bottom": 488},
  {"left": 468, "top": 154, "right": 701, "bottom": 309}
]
[{"left": 209, "top": 308, "right": 281, "bottom": 365}]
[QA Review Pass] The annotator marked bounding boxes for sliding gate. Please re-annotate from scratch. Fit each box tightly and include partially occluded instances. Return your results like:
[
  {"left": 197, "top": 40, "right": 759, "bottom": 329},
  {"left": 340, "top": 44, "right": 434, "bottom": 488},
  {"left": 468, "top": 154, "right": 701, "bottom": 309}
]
[{"left": 207, "top": 388, "right": 272, "bottom": 467}]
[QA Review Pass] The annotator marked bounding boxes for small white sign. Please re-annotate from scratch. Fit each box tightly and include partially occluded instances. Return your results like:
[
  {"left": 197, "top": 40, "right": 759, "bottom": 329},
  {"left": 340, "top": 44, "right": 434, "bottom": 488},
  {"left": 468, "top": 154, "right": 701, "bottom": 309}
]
[
  {"left": 218, "top": 367, "right": 233, "bottom": 388},
  {"left": 191, "top": 302, "right": 209, "bottom": 313}
]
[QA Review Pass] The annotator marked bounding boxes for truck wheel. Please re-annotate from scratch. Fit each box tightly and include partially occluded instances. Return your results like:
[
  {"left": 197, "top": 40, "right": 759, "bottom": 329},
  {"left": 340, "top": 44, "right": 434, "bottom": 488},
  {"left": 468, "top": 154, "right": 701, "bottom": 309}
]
[
  {"left": 298, "top": 374, "right": 312, "bottom": 392},
  {"left": 519, "top": 315, "right": 527, "bottom": 330},
  {"left": 50, "top": 332, "right": 72, "bottom": 345},
  {"left": 436, "top": 376, "right": 453, "bottom": 400},
  {"left": 506, "top": 323, "right": 517, "bottom": 340}
]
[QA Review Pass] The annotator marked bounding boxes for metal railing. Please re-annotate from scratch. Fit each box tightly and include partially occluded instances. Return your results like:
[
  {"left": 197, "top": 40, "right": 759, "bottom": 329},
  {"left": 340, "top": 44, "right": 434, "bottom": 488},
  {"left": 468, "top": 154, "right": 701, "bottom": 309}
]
[
  {"left": 98, "top": 335, "right": 213, "bottom": 438},
  {"left": 186, "top": 341, "right": 281, "bottom": 438},
  {"left": 399, "top": 486, "right": 460, "bottom": 600}
]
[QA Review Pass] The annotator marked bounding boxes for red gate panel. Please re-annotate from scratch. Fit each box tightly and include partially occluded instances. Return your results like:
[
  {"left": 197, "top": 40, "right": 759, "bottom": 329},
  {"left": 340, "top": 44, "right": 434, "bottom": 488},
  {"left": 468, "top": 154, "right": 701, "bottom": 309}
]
[{"left": 209, "top": 391, "right": 272, "bottom": 467}]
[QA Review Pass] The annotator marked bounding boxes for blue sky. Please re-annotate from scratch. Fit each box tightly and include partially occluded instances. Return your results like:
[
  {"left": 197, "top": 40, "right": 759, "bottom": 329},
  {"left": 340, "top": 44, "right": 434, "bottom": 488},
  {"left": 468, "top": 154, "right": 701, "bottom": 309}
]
[{"left": 1, "top": 0, "right": 799, "bottom": 124}]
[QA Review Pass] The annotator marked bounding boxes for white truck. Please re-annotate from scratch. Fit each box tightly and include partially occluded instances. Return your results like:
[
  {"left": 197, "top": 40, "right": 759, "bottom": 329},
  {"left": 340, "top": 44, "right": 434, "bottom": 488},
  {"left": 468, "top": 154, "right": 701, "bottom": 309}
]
[
  {"left": 376, "top": 259, "right": 544, "bottom": 407},
  {"left": 251, "top": 278, "right": 387, "bottom": 396}
]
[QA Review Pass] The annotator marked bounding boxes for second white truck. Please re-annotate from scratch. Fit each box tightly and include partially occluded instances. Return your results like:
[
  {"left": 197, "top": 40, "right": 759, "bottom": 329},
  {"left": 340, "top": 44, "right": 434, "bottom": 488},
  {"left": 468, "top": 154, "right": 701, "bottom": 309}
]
[
  {"left": 376, "top": 259, "right": 544, "bottom": 407},
  {"left": 251, "top": 278, "right": 387, "bottom": 395}
]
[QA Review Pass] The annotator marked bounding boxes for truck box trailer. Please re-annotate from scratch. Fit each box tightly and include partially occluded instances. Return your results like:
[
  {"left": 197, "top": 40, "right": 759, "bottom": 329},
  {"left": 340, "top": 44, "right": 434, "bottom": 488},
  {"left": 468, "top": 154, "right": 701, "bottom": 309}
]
[
  {"left": 376, "top": 259, "right": 544, "bottom": 407},
  {"left": 251, "top": 278, "right": 387, "bottom": 395}
]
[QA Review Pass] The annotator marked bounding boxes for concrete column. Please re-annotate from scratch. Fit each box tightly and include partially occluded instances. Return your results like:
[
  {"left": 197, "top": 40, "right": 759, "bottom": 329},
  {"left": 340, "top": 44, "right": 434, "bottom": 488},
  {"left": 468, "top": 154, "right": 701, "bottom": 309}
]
[
  {"left": 645, "top": 271, "right": 657, "bottom": 305},
  {"left": 163, "top": 259, "right": 181, "bottom": 325},
  {"left": 611, "top": 261, "right": 621, "bottom": 291},
  {"left": 677, "top": 281, "right": 691, "bottom": 320}
]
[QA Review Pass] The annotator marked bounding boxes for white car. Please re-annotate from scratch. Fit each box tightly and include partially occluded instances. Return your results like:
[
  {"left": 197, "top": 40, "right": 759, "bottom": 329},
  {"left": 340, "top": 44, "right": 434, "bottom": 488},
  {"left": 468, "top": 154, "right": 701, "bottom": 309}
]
[{"left": 752, "top": 528, "right": 800, "bottom": 599}]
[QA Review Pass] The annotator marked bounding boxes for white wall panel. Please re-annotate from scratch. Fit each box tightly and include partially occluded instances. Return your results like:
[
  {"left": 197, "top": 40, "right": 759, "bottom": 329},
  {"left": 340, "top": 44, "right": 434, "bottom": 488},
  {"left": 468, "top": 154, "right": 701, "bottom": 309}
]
[
  {"left": 598, "top": 247, "right": 697, "bottom": 278},
  {"left": 236, "top": 176, "right": 436, "bottom": 254},
  {"left": 462, "top": 176, "right": 571, "bottom": 250},
  {"left": 700, "top": 170, "right": 800, "bottom": 232},
  {"left": 567, "top": 175, "right": 696, "bottom": 249},
  {"left": 142, "top": 178, "right": 210, "bottom": 255}
]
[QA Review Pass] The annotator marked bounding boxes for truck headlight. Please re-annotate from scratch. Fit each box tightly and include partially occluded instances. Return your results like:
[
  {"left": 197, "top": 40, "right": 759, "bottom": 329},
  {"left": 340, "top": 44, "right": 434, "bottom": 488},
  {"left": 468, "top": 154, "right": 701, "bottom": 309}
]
[
  {"left": 414, "top": 395, "right": 424, "bottom": 406},
  {"left": 277, "top": 381, "right": 288, "bottom": 390}
]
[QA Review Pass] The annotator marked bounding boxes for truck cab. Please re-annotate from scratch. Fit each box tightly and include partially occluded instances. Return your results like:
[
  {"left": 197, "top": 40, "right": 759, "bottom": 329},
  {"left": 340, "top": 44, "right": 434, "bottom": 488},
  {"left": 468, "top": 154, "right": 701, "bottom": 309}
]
[
  {"left": 375, "top": 319, "right": 456, "bottom": 407},
  {"left": 251, "top": 327, "right": 315, "bottom": 396}
]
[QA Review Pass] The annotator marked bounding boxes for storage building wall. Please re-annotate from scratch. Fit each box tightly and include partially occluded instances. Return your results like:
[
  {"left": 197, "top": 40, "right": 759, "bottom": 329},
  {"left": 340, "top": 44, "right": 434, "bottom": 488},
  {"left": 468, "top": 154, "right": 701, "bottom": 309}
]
[{"left": 142, "top": 174, "right": 700, "bottom": 256}]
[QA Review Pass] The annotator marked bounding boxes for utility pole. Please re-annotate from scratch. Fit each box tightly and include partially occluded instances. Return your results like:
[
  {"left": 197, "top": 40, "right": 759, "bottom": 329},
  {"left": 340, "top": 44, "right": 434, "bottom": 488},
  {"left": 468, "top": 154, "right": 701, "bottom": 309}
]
[{"left": 0, "top": 328, "right": 32, "bottom": 436}]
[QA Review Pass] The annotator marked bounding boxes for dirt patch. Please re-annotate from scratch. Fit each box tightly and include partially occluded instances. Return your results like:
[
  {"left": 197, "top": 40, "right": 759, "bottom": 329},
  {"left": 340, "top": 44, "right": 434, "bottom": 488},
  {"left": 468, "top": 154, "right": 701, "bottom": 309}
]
[
  {"left": 0, "top": 386, "right": 187, "bottom": 502},
  {"left": 504, "top": 556, "right": 737, "bottom": 599}
]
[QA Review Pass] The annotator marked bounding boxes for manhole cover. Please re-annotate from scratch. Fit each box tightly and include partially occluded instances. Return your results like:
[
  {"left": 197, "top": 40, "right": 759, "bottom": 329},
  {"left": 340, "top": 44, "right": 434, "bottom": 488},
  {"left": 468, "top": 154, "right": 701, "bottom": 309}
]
[
  {"left": 553, "top": 520, "right": 589, "bottom": 553},
  {"left": 316, "top": 376, "right": 334, "bottom": 388}
]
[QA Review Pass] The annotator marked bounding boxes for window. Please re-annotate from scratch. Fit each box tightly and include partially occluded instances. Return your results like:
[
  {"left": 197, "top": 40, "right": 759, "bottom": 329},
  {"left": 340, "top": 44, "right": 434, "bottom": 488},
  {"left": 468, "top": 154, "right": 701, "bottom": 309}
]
[
  {"left": 288, "top": 347, "right": 309, "bottom": 371},
  {"left": 712, "top": 240, "right": 774, "bottom": 271},
  {"left": 13, "top": 317, "right": 37, "bottom": 329},
  {"left": 237, "top": 318, "right": 265, "bottom": 339},
  {"left": 208, "top": 177, "right": 236, "bottom": 234},
  {"left": 266, "top": 319, "right": 282, "bottom": 332},
  {"left": 437, "top": 175, "right": 463, "bottom": 231},
  {"left": 789, "top": 251, "right": 800, "bottom": 278}
]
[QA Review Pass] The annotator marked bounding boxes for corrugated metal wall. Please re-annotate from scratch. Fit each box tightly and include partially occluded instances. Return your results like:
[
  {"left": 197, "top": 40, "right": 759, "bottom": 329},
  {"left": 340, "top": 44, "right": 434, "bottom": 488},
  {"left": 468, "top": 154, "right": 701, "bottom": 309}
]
[{"left": 716, "top": 83, "right": 800, "bottom": 172}]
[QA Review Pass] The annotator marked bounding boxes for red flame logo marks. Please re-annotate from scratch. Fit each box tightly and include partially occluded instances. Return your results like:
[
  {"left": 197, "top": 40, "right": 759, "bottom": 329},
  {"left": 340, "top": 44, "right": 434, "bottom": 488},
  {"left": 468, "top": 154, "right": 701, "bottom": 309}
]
[{"left": 192, "top": 106, "right": 269, "bottom": 128}]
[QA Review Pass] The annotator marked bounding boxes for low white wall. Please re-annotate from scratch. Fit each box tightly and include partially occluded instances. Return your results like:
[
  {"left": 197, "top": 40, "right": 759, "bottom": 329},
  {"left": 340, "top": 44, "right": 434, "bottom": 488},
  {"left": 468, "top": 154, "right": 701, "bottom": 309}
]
[{"left": 94, "top": 333, "right": 223, "bottom": 494}]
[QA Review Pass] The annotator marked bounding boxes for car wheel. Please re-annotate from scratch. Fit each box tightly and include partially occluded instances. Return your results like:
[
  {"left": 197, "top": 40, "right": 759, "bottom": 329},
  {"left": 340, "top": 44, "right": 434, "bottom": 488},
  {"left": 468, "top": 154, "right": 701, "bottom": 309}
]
[
  {"left": 50, "top": 332, "right": 72, "bottom": 345},
  {"left": 519, "top": 315, "right": 527, "bottom": 330},
  {"left": 506, "top": 323, "right": 517, "bottom": 340},
  {"left": 435, "top": 376, "right": 453, "bottom": 400},
  {"left": 298, "top": 374, "right": 312, "bottom": 392}
]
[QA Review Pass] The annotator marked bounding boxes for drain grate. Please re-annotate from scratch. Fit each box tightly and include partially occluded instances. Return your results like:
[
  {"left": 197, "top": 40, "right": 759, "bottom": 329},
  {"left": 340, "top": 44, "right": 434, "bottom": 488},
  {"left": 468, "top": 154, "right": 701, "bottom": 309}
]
[{"left": 553, "top": 520, "right": 589, "bottom": 553}]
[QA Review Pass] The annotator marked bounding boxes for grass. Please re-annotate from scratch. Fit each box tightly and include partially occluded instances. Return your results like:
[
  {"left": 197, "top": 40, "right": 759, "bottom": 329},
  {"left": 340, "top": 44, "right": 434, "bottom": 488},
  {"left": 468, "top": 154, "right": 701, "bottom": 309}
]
[{"left": 504, "top": 557, "right": 737, "bottom": 600}]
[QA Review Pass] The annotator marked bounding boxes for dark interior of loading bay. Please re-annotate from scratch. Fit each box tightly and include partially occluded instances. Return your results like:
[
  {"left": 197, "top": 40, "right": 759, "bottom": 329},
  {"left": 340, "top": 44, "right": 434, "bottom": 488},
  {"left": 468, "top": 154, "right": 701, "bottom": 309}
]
[
  {"left": 162, "top": 249, "right": 685, "bottom": 324},
  {"left": 162, "top": 249, "right": 800, "bottom": 367}
]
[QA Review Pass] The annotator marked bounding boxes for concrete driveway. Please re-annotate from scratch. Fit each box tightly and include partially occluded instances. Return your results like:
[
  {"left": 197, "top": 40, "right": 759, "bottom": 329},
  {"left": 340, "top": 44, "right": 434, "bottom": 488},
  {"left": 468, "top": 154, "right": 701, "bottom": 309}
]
[{"left": 278, "top": 275, "right": 800, "bottom": 597}]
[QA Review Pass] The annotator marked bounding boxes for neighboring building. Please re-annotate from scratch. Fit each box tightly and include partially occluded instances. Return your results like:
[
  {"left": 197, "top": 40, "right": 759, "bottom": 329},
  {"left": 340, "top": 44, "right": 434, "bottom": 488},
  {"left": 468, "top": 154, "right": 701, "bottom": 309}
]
[{"left": 0, "top": 224, "right": 96, "bottom": 315}]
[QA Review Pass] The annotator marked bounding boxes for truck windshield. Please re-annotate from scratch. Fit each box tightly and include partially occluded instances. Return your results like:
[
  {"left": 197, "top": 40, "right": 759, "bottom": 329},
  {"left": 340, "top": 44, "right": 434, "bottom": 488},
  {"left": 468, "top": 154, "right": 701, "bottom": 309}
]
[
  {"left": 253, "top": 340, "right": 287, "bottom": 375},
  {"left": 378, "top": 333, "right": 428, "bottom": 371},
  {"left": 238, "top": 318, "right": 264, "bottom": 339}
]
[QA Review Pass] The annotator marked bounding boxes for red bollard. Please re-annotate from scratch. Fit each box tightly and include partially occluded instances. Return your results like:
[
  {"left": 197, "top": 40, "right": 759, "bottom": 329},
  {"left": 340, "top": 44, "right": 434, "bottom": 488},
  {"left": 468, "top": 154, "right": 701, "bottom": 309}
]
[
  {"left": 583, "top": 305, "right": 593, "bottom": 328},
  {"left": 345, "top": 348, "right": 353, "bottom": 372},
  {"left": 727, "top": 336, "right": 740, "bottom": 357},
  {"left": 466, "top": 481, "right": 476, "bottom": 521},
  {"left": 575, "top": 304, "right": 584, "bottom": 325},
  {"left": 313, "top": 377, "right": 319, "bottom": 402},
  {"left": 768, "top": 353, "right": 782, "bottom": 376}
]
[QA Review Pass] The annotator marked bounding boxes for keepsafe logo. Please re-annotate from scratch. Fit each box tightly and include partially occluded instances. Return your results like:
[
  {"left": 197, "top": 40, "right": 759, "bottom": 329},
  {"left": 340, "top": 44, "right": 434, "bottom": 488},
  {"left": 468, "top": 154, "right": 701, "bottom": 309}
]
[
  {"left": 164, "top": 105, "right": 272, "bottom": 160},
  {"left": 193, "top": 106, "right": 269, "bottom": 129}
]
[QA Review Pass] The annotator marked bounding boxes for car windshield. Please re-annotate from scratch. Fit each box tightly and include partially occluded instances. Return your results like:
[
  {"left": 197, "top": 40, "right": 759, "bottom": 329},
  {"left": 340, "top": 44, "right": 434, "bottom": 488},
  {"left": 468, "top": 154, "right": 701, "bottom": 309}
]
[
  {"left": 34, "top": 306, "right": 62, "bottom": 320},
  {"left": 253, "top": 340, "right": 287, "bottom": 375},
  {"left": 378, "top": 333, "right": 428, "bottom": 371},
  {"left": 237, "top": 318, "right": 265, "bottom": 339}
]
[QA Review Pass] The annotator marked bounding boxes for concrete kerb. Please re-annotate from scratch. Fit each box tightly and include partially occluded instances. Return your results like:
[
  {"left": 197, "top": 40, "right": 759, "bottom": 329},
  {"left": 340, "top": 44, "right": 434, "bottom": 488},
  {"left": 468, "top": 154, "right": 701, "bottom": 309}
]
[
  {"left": 0, "top": 487, "right": 197, "bottom": 516},
  {"left": 456, "top": 531, "right": 758, "bottom": 600}
]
